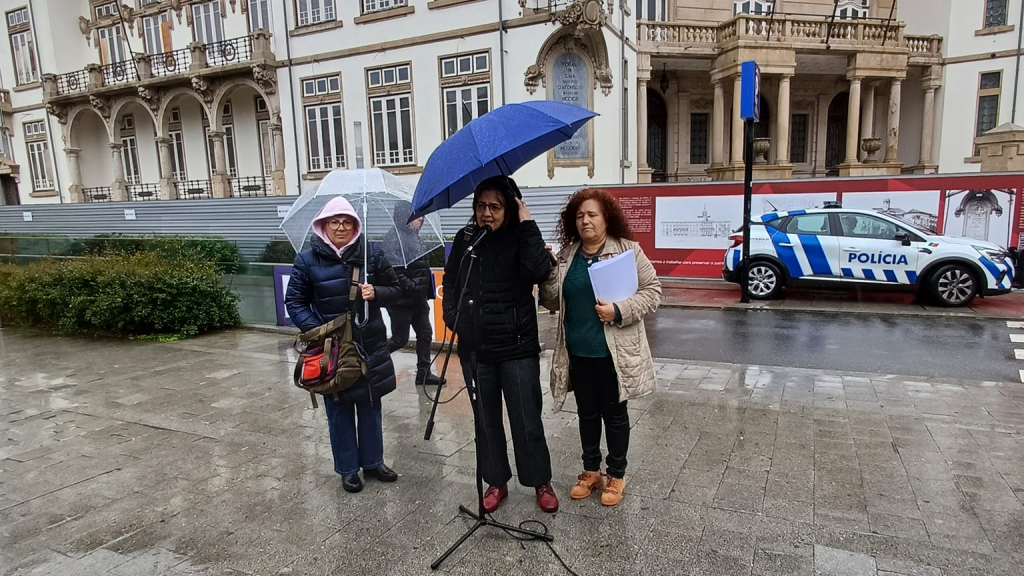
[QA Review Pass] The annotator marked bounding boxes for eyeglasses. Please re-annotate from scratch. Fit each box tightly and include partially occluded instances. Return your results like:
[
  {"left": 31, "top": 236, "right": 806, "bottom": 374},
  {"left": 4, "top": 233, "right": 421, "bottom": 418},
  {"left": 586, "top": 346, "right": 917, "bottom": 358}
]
[
  {"left": 327, "top": 218, "right": 356, "bottom": 231},
  {"left": 475, "top": 202, "right": 504, "bottom": 214}
]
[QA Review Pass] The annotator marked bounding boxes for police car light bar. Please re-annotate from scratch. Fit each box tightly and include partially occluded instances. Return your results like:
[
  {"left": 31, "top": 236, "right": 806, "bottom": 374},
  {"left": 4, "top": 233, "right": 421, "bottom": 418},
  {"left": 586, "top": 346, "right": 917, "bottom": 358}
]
[{"left": 822, "top": 200, "right": 842, "bottom": 209}]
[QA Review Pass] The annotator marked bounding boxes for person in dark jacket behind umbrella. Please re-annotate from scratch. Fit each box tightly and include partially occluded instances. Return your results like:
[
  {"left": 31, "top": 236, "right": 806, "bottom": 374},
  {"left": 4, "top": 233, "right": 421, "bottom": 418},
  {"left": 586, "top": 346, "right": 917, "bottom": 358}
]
[
  {"left": 442, "top": 175, "right": 559, "bottom": 513},
  {"left": 384, "top": 200, "right": 443, "bottom": 387},
  {"left": 286, "top": 196, "right": 401, "bottom": 494}
]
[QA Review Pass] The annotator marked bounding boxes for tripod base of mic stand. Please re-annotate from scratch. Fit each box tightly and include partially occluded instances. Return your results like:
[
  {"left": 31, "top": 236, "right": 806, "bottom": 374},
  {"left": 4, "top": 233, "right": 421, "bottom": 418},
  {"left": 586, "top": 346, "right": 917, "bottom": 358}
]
[{"left": 430, "top": 504, "right": 555, "bottom": 570}]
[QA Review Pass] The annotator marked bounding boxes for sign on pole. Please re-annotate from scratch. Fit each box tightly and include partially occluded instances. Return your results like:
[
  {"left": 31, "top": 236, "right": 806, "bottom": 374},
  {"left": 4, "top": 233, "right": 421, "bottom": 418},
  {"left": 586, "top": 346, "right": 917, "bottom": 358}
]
[{"left": 739, "top": 61, "right": 760, "bottom": 303}]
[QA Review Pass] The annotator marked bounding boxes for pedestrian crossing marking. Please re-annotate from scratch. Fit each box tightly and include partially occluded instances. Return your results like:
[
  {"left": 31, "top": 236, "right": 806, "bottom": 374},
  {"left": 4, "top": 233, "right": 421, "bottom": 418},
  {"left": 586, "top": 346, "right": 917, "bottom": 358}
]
[
  {"left": 1012, "top": 334, "right": 1024, "bottom": 343},
  {"left": 1008, "top": 321, "right": 1024, "bottom": 328},
  {"left": 1020, "top": 369, "right": 1024, "bottom": 383},
  {"left": 1016, "top": 349, "right": 1024, "bottom": 360}
]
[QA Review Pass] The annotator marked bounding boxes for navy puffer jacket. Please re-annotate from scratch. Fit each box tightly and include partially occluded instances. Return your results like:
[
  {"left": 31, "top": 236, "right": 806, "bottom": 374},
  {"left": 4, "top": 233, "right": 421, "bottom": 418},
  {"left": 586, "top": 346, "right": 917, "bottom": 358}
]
[{"left": 285, "top": 235, "right": 400, "bottom": 404}]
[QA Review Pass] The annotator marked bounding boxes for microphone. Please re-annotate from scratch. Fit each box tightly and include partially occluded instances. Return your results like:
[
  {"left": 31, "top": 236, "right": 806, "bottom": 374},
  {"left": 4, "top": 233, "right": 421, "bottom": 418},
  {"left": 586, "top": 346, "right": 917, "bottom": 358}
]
[{"left": 466, "top": 225, "right": 491, "bottom": 252}]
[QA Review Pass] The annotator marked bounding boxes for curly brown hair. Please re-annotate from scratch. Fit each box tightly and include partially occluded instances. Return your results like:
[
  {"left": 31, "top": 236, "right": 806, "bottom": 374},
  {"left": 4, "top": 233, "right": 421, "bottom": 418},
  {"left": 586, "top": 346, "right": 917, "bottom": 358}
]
[{"left": 556, "top": 188, "right": 634, "bottom": 248}]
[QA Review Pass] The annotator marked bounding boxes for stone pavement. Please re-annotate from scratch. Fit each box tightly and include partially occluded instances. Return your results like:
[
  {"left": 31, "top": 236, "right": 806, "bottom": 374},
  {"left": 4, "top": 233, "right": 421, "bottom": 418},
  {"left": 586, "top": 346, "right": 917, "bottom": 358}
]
[
  {"left": 2, "top": 328, "right": 1024, "bottom": 576},
  {"left": 658, "top": 280, "right": 1024, "bottom": 320}
]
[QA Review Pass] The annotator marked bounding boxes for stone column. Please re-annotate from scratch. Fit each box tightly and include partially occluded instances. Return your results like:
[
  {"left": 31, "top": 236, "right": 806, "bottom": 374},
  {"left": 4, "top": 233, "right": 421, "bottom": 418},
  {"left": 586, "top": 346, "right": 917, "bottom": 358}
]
[
  {"left": 65, "top": 147, "right": 83, "bottom": 203},
  {"left": 860, "top": 82, "right": 876, "bottom": 161},
  {"left": 676, "top": 85, "right": 689, "bottom": 174},
  {"left": 731, "top": 75, "right": 743, "bottom": 166},
  {"left": 156, "top": 137, "right": 177, "bottom": 199},
  {"left": 109, "top": 142, "right": 128, "bottom": 202},
  {"left": 919, "top": 85, "right": 937, "bottom": 169},
  {"left": 208, "top": 130, "right": 231, "bottom": 198},
  {"left": 844, "top": 78, "right": 862, "bottom": 165},
  {"left": 638, "top": 75, "right": 650, "bottom": 183},
  {"left": 885, "top": 78, "right": 902, "bottom": 163},
  {"left": 777, "top": 74, "right": 792, "bottom": 165},
  {"left": 271, "top": 122, "right": 286, "bottom": 196},
  {"left": 712, "top": 80, "right": 725, "bottom": 167}
]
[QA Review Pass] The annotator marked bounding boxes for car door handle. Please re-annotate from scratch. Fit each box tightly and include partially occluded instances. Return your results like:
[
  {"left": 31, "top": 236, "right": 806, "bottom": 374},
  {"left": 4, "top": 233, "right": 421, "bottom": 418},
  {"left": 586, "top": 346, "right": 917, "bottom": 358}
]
[
  {"left": 843, "top": 248, "right": 861, "bottom": 252},
  {"left": 778, "top": 242, "right": 794, "bottom": 247}
]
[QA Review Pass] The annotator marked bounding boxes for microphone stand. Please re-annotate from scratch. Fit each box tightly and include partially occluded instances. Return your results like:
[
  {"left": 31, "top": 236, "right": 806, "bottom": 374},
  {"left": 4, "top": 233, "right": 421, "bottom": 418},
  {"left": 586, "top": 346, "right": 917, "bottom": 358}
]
[{"left": 425, "top": 238, "right": 553, "bottom": 572}]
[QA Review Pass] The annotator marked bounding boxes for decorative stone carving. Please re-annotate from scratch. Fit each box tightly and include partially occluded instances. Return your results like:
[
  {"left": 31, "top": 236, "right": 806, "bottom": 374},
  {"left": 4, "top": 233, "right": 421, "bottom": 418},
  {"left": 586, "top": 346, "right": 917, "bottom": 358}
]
[
  {"left": 792, "top": 98, "right": 817, "bottom": 110},
  {"left": 691, "top": 97, "right": 713, "bottom": 111},
  {"left": 861, "top": 137, "right": 882, "bottom": 162},
  {"left": 78, "top": 17, "right": 91, "bottom": 46},
  {"left": 753, "top": 138, "right": 771, "bottom": 165},
  {"left": 138, "top": 86, "right": 162, "bottom": 113},
  {"left": 524, "top": 27, "right": 613, "bottom": 96},
  {"left": 552, "top": 0, "right": 607, "bottom": 32},
  {"left": 191, "top": 76, "right": 214, "bottom": 104},
  {"left": 229, "top": 0, "right": 238, "bottom": 13},
  {"left": 45, "top": 103, "right": 68, "bottom": 125},
  {"left": 170, "top": 0, "right": 184, "bottom": 23},
  {"left": 120, "top": 5, "right": 136, "bottom": 31},
  {"left": 89, "top": 95, "right": 110, "bottom": 119},
  {"left": 251, "top": 63, "right": 277, "bottom": 94},
  {"left": 524, "top": 64, "right": 543, "bottom": 94}
]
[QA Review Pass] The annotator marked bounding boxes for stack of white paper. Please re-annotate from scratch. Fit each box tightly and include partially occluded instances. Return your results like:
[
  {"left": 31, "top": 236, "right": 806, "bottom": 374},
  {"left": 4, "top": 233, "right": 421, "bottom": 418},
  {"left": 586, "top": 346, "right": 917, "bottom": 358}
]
[{"left": 587, "top": 249, "right": 638, "bottom": 303}]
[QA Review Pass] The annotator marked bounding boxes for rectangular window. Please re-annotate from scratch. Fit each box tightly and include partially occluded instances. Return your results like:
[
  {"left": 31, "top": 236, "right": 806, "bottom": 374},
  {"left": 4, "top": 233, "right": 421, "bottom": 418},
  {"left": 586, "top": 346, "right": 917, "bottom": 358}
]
[
  {"left": 975, "top": 71, "right": 1001, "bottom": 155},
  {"left": 169, "top": 130, "right": 187, "bottom": 180},
  {"left": 297, "top": 0, "right": 335, "bottom": 26},
  {"left": 367, "top": 64, "right": 410, "bottom": 88},
  {"left": 94, "top": 2, "right": 119, "bottom": 18},
  {"left": 140, "top": 0, "right": 162, "bottom": 5},
  {"left": 689, "top": 112, "right": 709, "bottom": 165},
  {"left": 443, "top": 84, "right": 489, "bottom": 138},
  {"left": 256, "top": 96, "right": 268, "bottom": 113},
  {"left": 733, "top": 0, "right": 772, "bottom": 15},
  {"left": 363, "top": 0, "right": 406, "bottom": 14},
  {"left": 192, "top": 1, "right": 224, "bottom": 44},
  {"left": 170, "top": 107, "right": 181, "bottom": 123},
  {"left": 6, "top": 7, "right": 28, "bottom": 27},
  {"left": 248, "top": 0, "right": 271, "bottom": 31},
  {"left": 259, "top": 119, "right": 273, "bottom": 176},
  {"left": 791, "top": 113, "right": 809, "bottom": 164},
  {"left": 27, "top": 141, "right": 51, "bottom": 190},
  {"left": 986, "top": 0, "right": 1007, "bottom": 28},
  {"left": 635, "top": 0, "right": 667, "bottom": 21},
  {"left": 440, "top": 52, "right": 489, "bottom": 78},
  {"left": 142, "top": 12, "right": 170, "bottom": 55},
  {"left": 302, "top": 75, "right": 341, "bottom": 97},
  {"left": 97, "top": 25, "right": 127, "bottom": 64},
  {"left": 370, "top": 94, "right": 414, "bottom": 166},
  {"left": 305, "top": 103, "right": 345, "bottom": 171},
  {"left": 121, "top": 136, "right": 141, "bottom": 185},
  {"left": 9, "top": 29, "right": 36, "bottom": 85}
]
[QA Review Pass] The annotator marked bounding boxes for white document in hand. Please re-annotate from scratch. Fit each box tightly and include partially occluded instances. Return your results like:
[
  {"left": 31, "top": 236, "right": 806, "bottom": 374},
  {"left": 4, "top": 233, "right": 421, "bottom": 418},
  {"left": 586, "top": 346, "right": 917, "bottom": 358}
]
[{"left": 588, "top": 249, "right": 638, "bottom": 303}]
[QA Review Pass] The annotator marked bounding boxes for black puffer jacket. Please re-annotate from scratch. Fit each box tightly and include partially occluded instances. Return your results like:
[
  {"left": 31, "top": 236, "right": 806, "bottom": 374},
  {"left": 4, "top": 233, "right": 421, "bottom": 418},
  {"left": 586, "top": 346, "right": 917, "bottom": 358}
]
[
  {"left": 383, "top": 201, "right": 433, "bottom": 309},
  {"left": 443, "top": 219, "right": 553, "bottom": 363},
  {"left": 285, "top": 236, "right": 401, "bottom": 404}
]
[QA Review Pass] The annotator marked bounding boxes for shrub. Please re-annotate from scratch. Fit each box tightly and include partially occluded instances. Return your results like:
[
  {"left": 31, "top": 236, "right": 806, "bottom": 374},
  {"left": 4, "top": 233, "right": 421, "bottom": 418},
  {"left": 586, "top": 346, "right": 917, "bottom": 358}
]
[
  {"left": 258, "top": 239, "right": 297, "bottom": 264},
  {"left": 0, "top": 253, "right": 239, "bottom": 339},
  {"left": 74, "top": 234, "right": 242, "bottom": 272}
]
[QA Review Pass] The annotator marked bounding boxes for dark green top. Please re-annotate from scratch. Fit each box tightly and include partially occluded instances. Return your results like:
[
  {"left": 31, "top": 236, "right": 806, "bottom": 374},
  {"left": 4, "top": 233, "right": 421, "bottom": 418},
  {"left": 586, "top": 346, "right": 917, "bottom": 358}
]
[{"left": 563, "top": 250, "right": 611, "bottom": 358}]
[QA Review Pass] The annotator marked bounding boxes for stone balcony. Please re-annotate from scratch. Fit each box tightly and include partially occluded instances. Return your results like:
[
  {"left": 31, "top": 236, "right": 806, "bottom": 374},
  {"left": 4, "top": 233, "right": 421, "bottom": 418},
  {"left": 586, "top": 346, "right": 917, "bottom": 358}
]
[
  {"left": 639, "top": 14, "right": 942, "bottom": 64},
  {"left": 41, "top": 31, "right": 276, "bottom": 106}
]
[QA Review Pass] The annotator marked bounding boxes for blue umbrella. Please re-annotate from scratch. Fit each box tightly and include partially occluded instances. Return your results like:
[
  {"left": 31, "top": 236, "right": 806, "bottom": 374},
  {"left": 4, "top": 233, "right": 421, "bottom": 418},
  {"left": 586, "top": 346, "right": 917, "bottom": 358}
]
[{"left": 409, "top": 100, "right": 597, "bottom": 220}]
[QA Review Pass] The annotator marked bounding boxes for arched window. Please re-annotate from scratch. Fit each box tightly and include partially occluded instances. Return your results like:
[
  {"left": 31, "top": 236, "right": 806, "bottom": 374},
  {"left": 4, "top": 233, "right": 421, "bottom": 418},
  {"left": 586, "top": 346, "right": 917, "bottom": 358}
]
[
  {"left": 733, "top": 0, "right": 773, "bottom": 16},
  {"left": 837, "top": 0, "right": 869, "bottom": 19}
]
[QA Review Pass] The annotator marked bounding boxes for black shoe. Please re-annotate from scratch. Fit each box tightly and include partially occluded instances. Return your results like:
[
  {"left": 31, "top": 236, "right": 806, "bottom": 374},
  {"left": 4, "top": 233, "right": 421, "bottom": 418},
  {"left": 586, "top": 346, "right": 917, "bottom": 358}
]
[
  {"left": 342, "top": 474, "right": 363, "bottom": 493},
  {"left": 364, "top": 464, "right": 398, "bottom": 482},
  {"left": 417, "top": 372, "right": 444, "bottom": 386}
]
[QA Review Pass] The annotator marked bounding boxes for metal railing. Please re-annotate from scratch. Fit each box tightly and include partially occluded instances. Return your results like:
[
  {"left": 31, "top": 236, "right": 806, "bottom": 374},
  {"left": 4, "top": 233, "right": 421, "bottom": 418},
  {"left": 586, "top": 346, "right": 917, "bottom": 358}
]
[
  {"left": 206, "top": 36, "right": 253, "bottom": 68},
  {"left": 100, "top": 61, "right": 138, "bottom": 86},
  {"left": 150, "top": 47, "right": 193, "bottom": 78},
  {"left": 128, "top": 183, "right": 160, "bottom": 201},
  {"left": 56, "top": 70, "right": 89, "bottom": 95},
  {"left": 175, "top": 180, "right": 212, "bottom": 200},
  {"left": 232, "top": 176, "right": 271, "bottom": 198},
  {"left": 83, "top": 186, "right": 113, "bottom": 203}
]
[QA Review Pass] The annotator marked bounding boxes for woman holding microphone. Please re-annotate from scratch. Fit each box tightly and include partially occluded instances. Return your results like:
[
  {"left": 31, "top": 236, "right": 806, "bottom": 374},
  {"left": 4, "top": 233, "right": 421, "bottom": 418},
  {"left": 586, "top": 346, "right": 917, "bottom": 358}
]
[{"left": 540, "top": 188, "right": 662, "bottom": 507}]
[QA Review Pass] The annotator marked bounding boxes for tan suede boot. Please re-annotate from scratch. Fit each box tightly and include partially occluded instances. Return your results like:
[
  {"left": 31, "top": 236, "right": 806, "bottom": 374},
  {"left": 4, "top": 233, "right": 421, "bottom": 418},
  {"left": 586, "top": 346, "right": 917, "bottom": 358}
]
[
  {"left": 569, "top": 471, "right": 604, "bottom": 500},
  {"left": 601, "top": 477, "right": 626, "bottom": 507}
]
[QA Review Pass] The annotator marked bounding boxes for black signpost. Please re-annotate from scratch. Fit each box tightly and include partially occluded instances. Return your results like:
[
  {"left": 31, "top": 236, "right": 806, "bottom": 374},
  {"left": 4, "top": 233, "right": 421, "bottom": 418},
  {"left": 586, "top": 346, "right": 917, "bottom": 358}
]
[{"left": 739, "top": 61, "right": 761, "bottom": 304}]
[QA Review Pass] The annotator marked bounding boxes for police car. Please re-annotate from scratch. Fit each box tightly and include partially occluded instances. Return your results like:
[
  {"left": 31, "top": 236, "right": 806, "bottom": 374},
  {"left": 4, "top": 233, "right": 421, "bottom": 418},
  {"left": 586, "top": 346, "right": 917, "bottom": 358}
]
[{"left": 722, "top": 204, "right": 1015, "bottom": 306}]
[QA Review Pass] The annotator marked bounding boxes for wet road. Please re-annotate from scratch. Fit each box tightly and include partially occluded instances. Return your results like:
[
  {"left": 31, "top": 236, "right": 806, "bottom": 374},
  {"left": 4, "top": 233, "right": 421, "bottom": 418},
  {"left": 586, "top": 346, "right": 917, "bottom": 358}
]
[{"left": 645, "top": 308, "right": 1020, "bottom": 382}]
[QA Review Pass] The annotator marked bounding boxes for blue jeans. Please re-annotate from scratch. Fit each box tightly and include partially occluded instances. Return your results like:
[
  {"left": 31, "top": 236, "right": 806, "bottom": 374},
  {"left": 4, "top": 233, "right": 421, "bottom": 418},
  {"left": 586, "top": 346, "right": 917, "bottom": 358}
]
[{"left": 323, "top": 393, "right": 384, "bottom": 476}]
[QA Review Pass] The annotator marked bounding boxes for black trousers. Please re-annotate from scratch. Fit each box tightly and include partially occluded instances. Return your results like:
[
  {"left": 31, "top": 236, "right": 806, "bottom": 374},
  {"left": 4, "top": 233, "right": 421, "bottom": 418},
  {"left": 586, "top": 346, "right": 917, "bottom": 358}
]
[
  {"left": 387, "top": 302, "right": 432, "bottom": 374},
  {"left": 570, "top": 355, "right": 630, "bottom": 479},
  {"left": 462, "top": 353, "right": 553, "bottom": 488}
]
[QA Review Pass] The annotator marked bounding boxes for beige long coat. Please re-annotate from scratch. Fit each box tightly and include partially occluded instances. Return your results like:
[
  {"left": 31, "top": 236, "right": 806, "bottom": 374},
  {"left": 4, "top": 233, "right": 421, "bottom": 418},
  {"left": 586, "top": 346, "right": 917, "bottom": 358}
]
[{"left": 539, "top": 237, "right": 662, "bottom": 411}]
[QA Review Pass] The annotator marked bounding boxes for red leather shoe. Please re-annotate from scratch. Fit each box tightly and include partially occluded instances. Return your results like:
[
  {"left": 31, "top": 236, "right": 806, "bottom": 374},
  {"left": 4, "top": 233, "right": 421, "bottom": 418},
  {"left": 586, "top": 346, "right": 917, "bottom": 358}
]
[
  {"left": 536, "top": 483, "right": 559, "bottom": 513},
  {"left": 482, "top": 485, "right": 508, "bottom": 513}
]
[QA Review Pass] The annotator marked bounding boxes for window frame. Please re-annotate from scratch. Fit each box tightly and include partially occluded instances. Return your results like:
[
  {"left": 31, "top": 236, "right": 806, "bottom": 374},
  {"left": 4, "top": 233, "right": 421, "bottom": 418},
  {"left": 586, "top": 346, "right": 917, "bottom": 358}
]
[
  {"left": 689, "top": 111, "right": 710, "bottom": 166},
  {"left": 438, "top": 51, "right": 492, "bottom": 140},
  {"left": 985, "top": 0, "right": 1008, "bottom": 28},
  {"left": 23, "top": 120, "right": 52, "bottom": 191},
  {"left": 733, "top": 0, "right": 772, "bottom": 16},
  {"left": 169, "top": 129, "right": 188, "bottom": 181},
  {"left": 369, "top": 93, "right": 415, "bottom": 167},
  {"left": 974, "top": 70, "right": 1002, "bottom": 155},
  {"left": 248, "top": 0, "right": 271, "bottom": 32},
  {"left": 362, "top": 0, "right": 407, "bottom": 16},
  {"left": 635, "top": 0, "right": 667, "bottom": 22},
  {"left": 191, "top": 1, "right": 224, "bottom": 44},
  {"left": 782, "top": 213, "right": 833, "bottom": 236},
  {"left": 304, "top": 102, "right": 346, "bottom": 172},
  {"left": 295, "top": 0, "right": 336, "bottom": 27},
  {"left": 442, "top": 83, "right": 490, "bottom": 139},
  {"left": 790, "top": 113, "right": 810, "bottom": 164},
  {"left": 7, "top": 7, "right": 38, "bottom": 87},
  {"left": 121, "top": 135, "right": 142, "bottom": 185},
  {"left": 97, "top": 24, "right": 128, "bottom": 65}
]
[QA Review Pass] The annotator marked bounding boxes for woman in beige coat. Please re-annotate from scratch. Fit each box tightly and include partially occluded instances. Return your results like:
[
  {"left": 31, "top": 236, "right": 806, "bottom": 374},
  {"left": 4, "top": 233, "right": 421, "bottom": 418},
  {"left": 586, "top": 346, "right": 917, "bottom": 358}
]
[{"left": 540, "top": 188, "right": 661, "bottom": 507}]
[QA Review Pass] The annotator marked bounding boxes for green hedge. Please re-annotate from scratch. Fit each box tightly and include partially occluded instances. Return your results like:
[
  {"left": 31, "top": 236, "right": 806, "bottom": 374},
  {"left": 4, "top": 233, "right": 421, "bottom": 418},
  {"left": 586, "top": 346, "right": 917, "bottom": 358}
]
[
  {"left": 258, "top": 239, "right": 297, "bottom": 264},
  {"left": 0, "top": 253, "right": 240, "bottom": 339}
]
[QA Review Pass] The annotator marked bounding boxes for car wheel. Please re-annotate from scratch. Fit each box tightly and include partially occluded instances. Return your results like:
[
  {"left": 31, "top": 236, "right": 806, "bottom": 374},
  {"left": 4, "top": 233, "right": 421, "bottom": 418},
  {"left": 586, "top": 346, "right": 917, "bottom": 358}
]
[
  {"left": 747, "top": 261, "right": 783, "bottom": 300},
  {"left": 929, "top": 264, "right": 978, "bottom": 307}
]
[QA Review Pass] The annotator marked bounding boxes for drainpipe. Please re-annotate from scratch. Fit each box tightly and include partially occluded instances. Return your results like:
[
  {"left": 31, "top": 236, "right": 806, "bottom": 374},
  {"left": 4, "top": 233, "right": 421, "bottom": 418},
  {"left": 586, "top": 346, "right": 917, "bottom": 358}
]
[
  {"left": 27, "top": 0, "right": 63, "bottom": 203},
  {"left": 619, "top": 0, "right": 626, "bottom": 183},
  {"left": 1013, "top": 0, "right": 1024, "bottom": 123},
  {"left": 281, "top": 0, "right": 302, "bottom": 194},
  {"left": 499, "top": 0, "right": 506, "bottom": 105}
]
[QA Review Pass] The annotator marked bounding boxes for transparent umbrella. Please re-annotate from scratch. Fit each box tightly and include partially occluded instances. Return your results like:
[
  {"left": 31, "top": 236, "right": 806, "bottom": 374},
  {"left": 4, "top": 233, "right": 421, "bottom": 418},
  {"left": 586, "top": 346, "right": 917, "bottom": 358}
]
[{"left": 280, "top": 168, "right": 444, "bottom": 319}]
